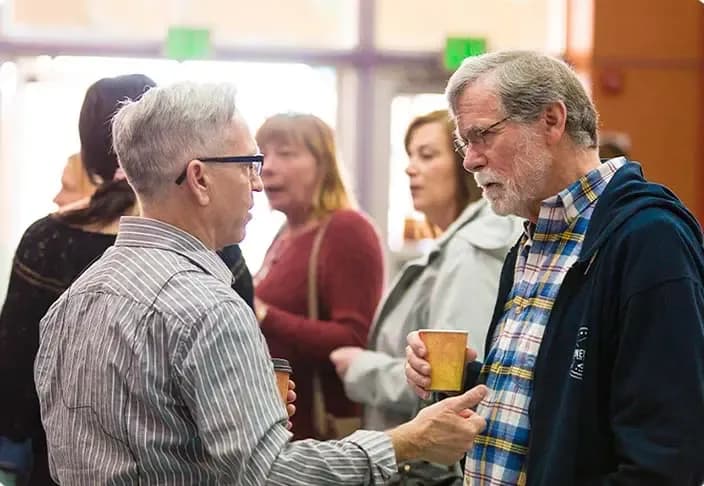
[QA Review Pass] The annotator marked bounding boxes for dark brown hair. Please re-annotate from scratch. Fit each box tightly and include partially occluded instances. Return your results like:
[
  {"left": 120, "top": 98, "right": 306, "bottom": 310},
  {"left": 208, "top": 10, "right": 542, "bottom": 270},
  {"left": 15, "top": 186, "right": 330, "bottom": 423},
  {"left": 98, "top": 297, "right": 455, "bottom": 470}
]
[{"left": 59, "top": 74, "right": 156, "bottom": 226}]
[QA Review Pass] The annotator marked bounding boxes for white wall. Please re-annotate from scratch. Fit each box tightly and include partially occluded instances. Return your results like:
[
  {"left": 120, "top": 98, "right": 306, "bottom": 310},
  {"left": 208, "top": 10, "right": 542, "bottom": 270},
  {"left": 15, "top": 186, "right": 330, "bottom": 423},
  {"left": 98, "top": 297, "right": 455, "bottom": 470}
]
[
  {"left": 7, "top": 0, "right": 358, "bottom": 48},
  {"left": 376, "top": 0, "right": 565, "bottom": 53},
  {"left": 6, "top": 0, "right": 565, "bottom": 54}
]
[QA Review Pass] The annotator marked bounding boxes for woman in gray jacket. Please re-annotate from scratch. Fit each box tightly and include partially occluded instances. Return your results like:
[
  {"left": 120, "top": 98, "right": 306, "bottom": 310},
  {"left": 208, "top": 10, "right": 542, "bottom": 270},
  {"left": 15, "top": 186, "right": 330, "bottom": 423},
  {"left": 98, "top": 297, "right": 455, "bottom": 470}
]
[{"left": 330, "top": 110, "right": 522, "bottom": 430}]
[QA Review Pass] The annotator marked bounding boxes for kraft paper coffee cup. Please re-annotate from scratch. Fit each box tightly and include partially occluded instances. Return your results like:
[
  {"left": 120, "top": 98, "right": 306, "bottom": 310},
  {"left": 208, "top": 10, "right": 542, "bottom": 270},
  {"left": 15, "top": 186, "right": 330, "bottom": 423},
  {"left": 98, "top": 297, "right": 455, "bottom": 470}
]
[
  {"left": 418, "top": 330, "right": 468, "bottom": 392},
  {"left": 272, "top": 358, "right": 292, "bottom": 404}
]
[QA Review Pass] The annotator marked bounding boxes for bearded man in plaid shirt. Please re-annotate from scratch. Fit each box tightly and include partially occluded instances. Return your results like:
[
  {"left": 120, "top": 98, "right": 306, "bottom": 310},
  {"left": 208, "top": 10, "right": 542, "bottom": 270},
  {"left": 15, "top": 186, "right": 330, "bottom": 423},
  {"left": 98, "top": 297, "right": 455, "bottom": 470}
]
[{"left": 405, "top": 50, "right": 704, "bottom": 486}]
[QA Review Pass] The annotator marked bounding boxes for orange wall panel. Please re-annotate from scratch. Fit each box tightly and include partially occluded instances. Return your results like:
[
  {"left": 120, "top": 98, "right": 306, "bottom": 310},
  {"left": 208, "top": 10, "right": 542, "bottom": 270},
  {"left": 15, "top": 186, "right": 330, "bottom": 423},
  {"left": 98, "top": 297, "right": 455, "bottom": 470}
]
[
  {"left": 594, "top": 67, "right": 701, "bottom": 212},
  {"left": 594, "top": 0, "right": 701, "bottom": 61},
  {"left": 590, "top": 0, "right": 704, "bottom": 222}
]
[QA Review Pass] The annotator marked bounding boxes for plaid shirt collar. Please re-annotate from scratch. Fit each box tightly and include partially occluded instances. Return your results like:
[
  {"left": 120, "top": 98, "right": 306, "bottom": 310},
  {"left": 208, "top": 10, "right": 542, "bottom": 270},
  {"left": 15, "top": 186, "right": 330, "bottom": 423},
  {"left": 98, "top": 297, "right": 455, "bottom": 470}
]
[{"left": 522, "top": 157, "right": 627, "bottom": 241}]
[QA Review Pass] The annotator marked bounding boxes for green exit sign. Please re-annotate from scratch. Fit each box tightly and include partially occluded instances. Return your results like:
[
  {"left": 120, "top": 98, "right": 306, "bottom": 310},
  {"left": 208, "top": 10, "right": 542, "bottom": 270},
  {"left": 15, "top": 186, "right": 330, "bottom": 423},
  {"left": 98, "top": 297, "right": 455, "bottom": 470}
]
[
  {"left": 165, "top": 27, "right": 212, "bottom": 60},
  {"left": 444, "top": 37, "right": 487, "bottom": 71}
]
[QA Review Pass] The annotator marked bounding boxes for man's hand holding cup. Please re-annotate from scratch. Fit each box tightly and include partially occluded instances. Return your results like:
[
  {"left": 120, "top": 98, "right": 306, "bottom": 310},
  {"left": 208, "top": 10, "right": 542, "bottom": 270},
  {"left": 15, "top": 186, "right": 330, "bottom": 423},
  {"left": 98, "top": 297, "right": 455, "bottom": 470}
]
[{"left": 405, "top": 330, "right": 478, "bottom": 399}]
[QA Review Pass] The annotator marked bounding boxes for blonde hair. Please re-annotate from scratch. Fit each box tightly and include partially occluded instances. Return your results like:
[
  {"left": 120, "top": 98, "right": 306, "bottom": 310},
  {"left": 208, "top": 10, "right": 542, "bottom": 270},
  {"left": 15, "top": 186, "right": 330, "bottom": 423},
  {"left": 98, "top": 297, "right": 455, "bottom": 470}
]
[{"left": 256, "top": 113, "right": 356, "bottom": 218}]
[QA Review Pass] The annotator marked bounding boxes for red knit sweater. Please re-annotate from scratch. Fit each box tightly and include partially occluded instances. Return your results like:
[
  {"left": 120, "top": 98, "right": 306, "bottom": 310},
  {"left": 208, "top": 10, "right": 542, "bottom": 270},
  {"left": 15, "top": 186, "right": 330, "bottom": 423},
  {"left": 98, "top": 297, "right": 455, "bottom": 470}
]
[{"left": 255, "top": 209, "right": 384, "bottom": 440}]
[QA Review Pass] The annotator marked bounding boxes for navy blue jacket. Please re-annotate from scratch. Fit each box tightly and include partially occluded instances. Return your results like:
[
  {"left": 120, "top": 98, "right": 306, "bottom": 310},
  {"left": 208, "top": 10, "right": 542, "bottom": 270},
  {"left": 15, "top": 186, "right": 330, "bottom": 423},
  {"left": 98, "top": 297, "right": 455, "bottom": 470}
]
[{"left": 471, "top": 162, "right": 704, "bottom": 485}]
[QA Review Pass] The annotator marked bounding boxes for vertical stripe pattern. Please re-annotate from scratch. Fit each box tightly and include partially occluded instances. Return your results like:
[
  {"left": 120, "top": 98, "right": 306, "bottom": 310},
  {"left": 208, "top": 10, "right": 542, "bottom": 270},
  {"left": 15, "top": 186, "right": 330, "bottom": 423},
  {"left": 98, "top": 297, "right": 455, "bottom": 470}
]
[{"left": 35, "top": 216, "right": 395, "bottom": 485}]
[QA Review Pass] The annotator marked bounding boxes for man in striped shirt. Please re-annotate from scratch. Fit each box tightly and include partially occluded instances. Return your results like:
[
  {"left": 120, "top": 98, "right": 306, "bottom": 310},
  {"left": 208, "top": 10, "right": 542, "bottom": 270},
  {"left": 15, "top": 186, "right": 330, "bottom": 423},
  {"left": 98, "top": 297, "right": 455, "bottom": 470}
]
[
  {"left": 34, "top": 81, "right": 490, "bottom": 485},
  {"left": 406, "top": 51, "right": 704, "bottom": 485}
]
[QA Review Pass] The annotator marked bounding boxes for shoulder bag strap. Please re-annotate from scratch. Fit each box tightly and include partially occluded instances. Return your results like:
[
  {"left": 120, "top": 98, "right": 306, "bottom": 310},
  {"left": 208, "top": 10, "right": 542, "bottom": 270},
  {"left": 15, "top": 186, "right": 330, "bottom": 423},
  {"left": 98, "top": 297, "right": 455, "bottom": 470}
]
[{"left": 309, "top": 217, "right": 332, "bottom": 437}]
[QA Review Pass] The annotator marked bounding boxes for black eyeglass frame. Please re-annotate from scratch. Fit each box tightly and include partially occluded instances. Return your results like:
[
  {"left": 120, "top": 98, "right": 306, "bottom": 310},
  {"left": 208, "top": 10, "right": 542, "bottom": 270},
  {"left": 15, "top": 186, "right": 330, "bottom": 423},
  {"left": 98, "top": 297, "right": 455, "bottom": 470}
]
[
  {"left": 175, "top": 155, "right": 264, "bottom": 185},
  {"left": 453, "top": 115, "right": 511, "bottom": 157}
]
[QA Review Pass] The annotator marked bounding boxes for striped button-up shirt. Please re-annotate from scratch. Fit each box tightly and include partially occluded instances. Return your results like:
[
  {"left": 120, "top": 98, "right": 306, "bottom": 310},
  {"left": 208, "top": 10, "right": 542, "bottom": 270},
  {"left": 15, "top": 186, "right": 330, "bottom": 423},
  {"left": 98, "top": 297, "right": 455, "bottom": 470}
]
[
  {"left": 465, "top": 158, "right": 626, "bottom": 485},
  {"left": 35, "top": 217, "right": 395, "bottom": 485}
]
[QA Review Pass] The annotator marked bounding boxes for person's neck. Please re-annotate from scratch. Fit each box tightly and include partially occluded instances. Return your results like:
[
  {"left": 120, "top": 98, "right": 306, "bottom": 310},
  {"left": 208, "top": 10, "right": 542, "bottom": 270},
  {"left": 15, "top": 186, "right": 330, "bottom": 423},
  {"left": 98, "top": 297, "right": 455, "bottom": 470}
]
[
  {"left": 58, "top": 199, "right": 139, "bottom": 235},
  {"left": 141, "top": 204, "right": 217, "bottom": 250},
  {"left": 424, "top": 201, "right": 460, "bottom": 233},
  {"left": 55, "top": 196, "right": 92, "bottom": 214},
  {"left": 526, "top": 146, "right": 601, "bottom": 223},
  {"left": 285, "top": 209, "right": 317, "bottom": 232}
]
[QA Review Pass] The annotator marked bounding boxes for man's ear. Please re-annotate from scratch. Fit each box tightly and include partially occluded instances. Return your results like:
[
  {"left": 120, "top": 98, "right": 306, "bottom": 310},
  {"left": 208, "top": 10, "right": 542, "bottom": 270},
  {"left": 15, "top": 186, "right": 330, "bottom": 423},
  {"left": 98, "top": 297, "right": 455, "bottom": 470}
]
[
  {"left": 184, "top": 160, "right": 211, "bottom": 206},
  {"left": 543, "top": 101, "right": 567, "bottom": 146}
]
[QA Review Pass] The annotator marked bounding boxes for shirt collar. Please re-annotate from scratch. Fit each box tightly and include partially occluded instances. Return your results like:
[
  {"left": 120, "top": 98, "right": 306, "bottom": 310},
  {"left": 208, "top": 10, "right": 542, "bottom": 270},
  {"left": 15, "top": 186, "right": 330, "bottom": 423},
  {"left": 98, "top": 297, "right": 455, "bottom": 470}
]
[
  {"left": 115, "top": 216, "right": 233, "bottom": 286},
  {"left": 524, "top": 157, "right": 627, "bottom": 238}
]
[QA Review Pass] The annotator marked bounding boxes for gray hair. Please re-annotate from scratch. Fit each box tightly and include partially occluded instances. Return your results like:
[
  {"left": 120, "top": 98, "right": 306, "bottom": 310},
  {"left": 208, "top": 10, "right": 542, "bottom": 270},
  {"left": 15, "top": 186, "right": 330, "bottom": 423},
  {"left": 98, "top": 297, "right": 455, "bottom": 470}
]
[
  {"left": 112, "top": 81, "right": 240, "bottom": 199},
  {"left": 446, "top": 50, "right": 598, "bottom": 148}
]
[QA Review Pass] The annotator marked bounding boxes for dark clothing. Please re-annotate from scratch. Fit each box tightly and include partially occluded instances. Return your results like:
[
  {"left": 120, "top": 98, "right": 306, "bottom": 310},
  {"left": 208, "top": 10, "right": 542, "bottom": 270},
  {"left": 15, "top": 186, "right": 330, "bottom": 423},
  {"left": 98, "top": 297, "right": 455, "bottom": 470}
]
[
  {"left": 472, "top": 162, "right": 704, "bottom": 485},
  {"left": 218, "top": 244, "right": 254, "bottom": 310},
  {"left": 0, "top": 216, "right": 113, "bottom": 485},
  {"left": 0, "top": 215, "right": 254, "bottom": 485}
]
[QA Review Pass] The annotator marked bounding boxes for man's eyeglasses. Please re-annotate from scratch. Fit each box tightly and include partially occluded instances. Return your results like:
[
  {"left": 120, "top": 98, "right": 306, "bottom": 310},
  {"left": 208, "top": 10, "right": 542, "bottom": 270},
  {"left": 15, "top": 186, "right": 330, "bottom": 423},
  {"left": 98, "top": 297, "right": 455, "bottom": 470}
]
[
  {"left": 453, "top": 116, "right": 511, "bottom": 158},
  {"left": 175, "top": 155, "right": 264, "bottom": 185}
]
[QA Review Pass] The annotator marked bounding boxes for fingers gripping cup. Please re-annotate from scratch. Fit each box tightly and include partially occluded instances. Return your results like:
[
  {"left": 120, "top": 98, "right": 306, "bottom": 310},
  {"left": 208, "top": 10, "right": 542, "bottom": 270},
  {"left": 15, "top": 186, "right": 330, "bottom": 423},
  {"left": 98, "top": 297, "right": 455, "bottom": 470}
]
[
  {"left": 272, "top": 358, "right": 293, "bottom": 404},
  {"left": 418, "top": 330, "right": 468, "bottom": 392}
]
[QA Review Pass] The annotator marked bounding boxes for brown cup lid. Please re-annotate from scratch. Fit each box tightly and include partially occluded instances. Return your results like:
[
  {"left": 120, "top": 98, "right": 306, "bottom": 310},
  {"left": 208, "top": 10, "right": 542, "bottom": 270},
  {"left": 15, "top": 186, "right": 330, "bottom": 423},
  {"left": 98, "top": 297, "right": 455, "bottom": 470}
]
[{"left": 272, "top": 358, "right": 292, "bottom": 374}]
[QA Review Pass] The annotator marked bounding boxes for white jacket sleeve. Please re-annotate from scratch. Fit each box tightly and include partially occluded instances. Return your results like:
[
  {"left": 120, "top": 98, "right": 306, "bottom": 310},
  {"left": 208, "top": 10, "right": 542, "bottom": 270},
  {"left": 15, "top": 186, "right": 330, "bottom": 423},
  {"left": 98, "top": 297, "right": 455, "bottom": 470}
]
[
  {"left": 427, "top": 241, "right": 504, "bottom": 361},
  {"left": 344, "top": 242, "right": 503, "bottom": 413},
  {"left": 343, "top": 349, "right": 416, "bottom": 413}
]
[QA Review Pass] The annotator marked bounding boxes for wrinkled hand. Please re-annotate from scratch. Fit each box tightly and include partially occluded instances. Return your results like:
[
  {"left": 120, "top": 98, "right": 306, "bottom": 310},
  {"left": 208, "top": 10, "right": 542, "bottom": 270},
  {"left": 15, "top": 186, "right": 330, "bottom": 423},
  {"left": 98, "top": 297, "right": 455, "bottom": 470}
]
[
  {"left": 330, "top": 346, "right": 364, "bottom": 379},
  {"left": 286, "top": 379, "right": 296, "bottom": 430},
  {"left": 389, "top": 385, "right": 488, "bottom": 465},
  {"left": 405, "top": 331, "right": 477, "bottom": 400}
]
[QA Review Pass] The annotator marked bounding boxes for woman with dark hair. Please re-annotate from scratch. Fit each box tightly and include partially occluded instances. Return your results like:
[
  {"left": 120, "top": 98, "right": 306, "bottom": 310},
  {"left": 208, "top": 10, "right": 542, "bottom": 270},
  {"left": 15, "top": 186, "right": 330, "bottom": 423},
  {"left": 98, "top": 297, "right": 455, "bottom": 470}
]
[
  {"left": 0, "top": 74, "right": 255, "bottom": 485},
  {"left": 0, "top": 74, "right": 155, "bottom": 485}
]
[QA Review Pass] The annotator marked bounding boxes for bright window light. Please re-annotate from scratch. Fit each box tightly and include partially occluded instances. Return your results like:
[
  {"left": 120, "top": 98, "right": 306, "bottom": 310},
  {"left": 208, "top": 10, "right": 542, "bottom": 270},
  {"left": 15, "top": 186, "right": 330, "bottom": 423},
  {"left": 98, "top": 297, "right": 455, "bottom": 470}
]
[{"left": 0, "top": 57, "right": 337, "bottom": 297}]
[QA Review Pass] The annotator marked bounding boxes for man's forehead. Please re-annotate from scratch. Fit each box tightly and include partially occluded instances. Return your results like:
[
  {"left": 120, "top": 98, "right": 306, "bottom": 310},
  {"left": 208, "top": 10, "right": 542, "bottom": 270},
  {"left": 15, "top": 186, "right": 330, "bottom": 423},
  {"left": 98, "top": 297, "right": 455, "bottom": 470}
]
[
  {"left": 244, "top": 137, "right": 258, "bottom": 155},
  {"left": 229, "top": 117, "right": 258, "bottom": 154},
  {"left": 454, "top": 87, "right": 502, "bottom": 134},
  {"left": 230, "top": 135, "right": 258, "bottom": 155},
  {"left": 455, "top": 84, "right": 500, "bottom": 118}
]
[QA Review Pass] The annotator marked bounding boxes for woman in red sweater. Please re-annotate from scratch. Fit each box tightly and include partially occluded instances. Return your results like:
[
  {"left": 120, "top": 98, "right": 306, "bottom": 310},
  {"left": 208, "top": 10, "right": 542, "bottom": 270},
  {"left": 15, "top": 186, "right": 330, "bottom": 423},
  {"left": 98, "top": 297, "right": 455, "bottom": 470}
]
[{"left": 254, "top": 113, "right": 384, "bottom": 440}]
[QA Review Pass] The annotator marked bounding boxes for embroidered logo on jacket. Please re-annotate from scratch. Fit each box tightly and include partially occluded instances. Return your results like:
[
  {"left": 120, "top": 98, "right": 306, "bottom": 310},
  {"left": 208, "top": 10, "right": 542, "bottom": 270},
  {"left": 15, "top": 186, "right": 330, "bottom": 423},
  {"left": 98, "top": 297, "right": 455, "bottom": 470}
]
[{"left": 569, "top": 326, "right": 589, "bottom": 380}]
